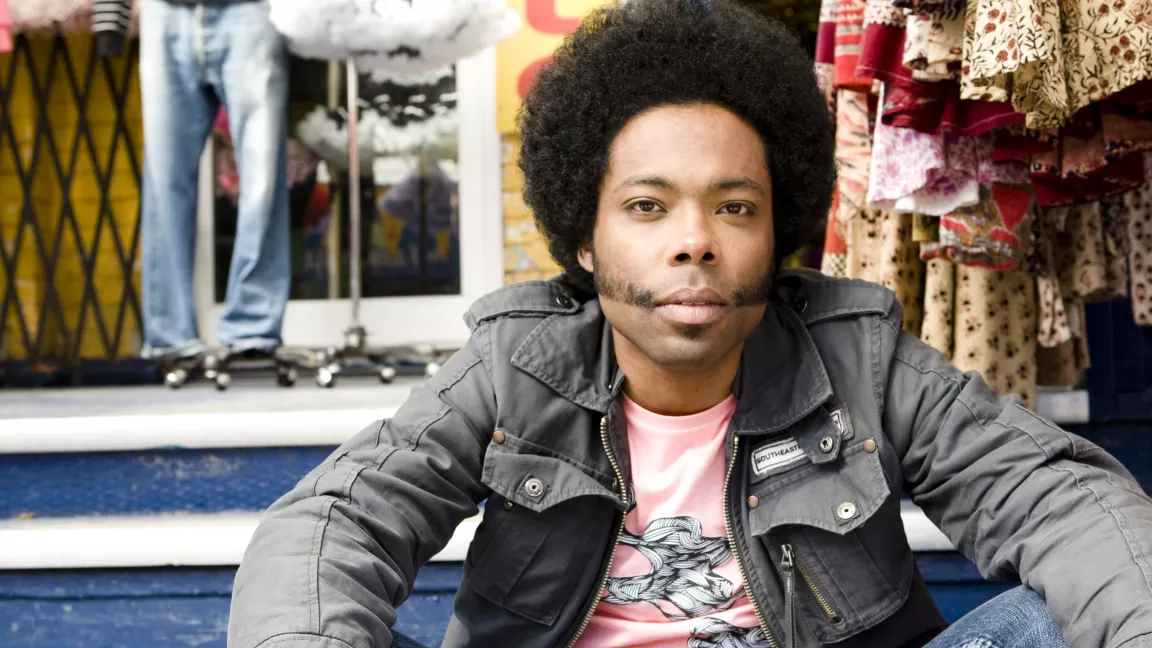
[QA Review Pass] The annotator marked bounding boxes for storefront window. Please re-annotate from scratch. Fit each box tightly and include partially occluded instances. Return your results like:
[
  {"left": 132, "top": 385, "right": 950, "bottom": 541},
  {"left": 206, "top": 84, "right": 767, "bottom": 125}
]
[{"left": 211, "top": 60, "right": 461, "bottom": 303}]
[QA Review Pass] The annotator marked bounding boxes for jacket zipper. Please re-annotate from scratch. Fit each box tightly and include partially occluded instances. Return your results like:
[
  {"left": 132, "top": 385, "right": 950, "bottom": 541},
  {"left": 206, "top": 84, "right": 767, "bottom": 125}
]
[
  {"left": 781, "top": 545, "right": 796, "bottom": 648},
  {"left": 565, "top": 415, "right": 629, "bottom": 648},
  {"left": 723, "top": 436, "right": 780, "bottom": 648},
  {"left": 787, "top": 545, "right": 841, "bottom": 623}
]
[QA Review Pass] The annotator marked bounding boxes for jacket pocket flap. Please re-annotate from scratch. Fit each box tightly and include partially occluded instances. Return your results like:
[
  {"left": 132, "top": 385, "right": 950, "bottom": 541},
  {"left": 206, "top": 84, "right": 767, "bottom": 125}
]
[
  {"left": 748, "top": 441, "right": 890, "bottom": 536},
  {"left": 481, "top": 430, "right": 620, "bottom": 512}
]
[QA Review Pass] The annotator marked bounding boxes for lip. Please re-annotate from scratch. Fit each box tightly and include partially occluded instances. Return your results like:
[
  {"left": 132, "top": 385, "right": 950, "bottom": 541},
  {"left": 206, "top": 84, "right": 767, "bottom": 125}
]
[
  {"left": 657, "top": 287, "right": 728, "bottom": 307},
  {"left": 655, "top": 287, "right": 729, "bottom": 326}
]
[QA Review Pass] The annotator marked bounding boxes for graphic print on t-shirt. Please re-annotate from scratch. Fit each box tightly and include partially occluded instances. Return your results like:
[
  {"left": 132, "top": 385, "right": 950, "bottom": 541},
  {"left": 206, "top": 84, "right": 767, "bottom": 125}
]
[
  {"left": 602, "top": 516, "right": 742, "bottom": 620},
  {"left": 574, "top": 394, "right": 763, "bottom": 648},
  {"left": 688, "top": 617, "right": 775, "bottom": 648}
]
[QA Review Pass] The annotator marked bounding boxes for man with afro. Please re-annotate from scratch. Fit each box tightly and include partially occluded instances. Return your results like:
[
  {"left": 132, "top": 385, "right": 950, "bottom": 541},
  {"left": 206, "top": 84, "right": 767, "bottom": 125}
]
[{"left": 229, "top": 1, "right": 1152, "bottom": 647}]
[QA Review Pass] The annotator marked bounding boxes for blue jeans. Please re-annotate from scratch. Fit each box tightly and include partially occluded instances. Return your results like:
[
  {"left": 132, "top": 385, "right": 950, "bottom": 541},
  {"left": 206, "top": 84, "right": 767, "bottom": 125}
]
[
  {"left": 924, "top": 586, "right": 1069, "bottom": 648},
  {"left": 389, "top": 586, "right": 1068, "bottom": 648},
  {"left": 138, "top": 0, "right": 290, "bottom": 358}
]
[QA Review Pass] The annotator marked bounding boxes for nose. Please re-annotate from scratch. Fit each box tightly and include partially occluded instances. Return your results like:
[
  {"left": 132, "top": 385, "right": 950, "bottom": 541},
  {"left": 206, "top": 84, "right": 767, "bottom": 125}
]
[{"left": 667, "top": 207, "right": 720, "bottom": 267}]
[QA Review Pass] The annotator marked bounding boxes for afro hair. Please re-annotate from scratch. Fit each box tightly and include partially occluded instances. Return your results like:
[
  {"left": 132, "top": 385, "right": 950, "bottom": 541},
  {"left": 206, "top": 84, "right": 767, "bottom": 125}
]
[{"left": 517, "top": 0, "right": 836, "bottom": 292}]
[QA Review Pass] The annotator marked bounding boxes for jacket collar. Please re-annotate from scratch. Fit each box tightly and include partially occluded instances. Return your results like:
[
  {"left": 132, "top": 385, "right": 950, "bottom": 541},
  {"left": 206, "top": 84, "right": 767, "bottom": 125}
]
[{"left": 511, "top": 295, "right": 833, "bottom": 432}]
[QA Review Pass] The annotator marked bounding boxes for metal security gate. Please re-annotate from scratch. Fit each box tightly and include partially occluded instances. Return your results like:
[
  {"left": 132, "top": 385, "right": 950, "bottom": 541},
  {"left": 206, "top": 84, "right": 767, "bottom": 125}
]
[{"left": 0, "top": 33, "right": 147, "bottom": 386}]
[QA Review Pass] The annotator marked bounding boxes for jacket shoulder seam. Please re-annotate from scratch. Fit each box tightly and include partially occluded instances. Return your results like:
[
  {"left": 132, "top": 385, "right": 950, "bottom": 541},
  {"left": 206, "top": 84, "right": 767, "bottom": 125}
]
[
  {"left": 252, "top": 632, "right": 358, "bottom": 648},
  {"left": 477, "top": 323, "right": 497, "bottom": 388},
  {"left": 891, "top": 354, "right": 962, "bottom": 388}
]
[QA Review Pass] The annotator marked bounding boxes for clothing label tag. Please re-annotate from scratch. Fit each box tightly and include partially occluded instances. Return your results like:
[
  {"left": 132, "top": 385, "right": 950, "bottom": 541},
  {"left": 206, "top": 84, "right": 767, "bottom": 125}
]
[{"left": 751, "top": 437, "right": 804, "bottom": 476}]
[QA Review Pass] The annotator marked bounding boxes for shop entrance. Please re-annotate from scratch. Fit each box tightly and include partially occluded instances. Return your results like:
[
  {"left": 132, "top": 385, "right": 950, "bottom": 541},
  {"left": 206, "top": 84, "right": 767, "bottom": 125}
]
[{"left": 192, "top": 49, "right": 504, "bottom": 351}]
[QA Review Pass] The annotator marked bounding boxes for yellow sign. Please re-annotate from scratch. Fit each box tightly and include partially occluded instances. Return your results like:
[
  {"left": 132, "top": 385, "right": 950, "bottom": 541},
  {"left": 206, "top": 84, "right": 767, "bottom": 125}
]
[{"left": 496, "top": 0, "right": 612, "bottom": 134}]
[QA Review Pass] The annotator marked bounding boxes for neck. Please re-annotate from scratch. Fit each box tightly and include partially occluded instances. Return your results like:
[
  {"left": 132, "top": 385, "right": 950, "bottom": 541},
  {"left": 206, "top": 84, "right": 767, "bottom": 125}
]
[{"left": 612, "top": 332, "right": 742, "bottom": 416}]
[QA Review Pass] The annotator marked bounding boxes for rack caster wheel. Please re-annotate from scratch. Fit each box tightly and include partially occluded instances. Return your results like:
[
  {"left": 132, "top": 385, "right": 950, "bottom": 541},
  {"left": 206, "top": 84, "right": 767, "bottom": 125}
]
[
  {"left": 202, "top": 355, "right": 221, "bottom": 380},
  {"left": 165, "top": 368, "right": 188, "bottom": 389},
  {"left": 378, "top": 366, "right": 397, "bottom": 384},
  {"left": 277, "top": 367, "right": 298, "bottom": 387},
  {"left": 214, "top": 372, "right": 232, "bottom": 391},
  {"left": 316, "top": 367, "right": 337, "bottom": 389},
  {"left": 424, "top": 362, "right": 441, "bottom": 379}
]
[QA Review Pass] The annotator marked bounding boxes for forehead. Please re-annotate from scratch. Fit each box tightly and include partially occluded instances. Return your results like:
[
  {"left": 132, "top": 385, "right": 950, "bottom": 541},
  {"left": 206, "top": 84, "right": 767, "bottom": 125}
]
[{"left": 604, "top": 103, "right": 770, "bottom": 185}]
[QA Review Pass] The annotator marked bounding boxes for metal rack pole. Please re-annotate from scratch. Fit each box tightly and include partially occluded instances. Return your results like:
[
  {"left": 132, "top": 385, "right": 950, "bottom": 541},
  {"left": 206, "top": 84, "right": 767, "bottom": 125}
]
[
  {"left": 346, "top": 59, "right": 363, "bottom": 330},
  {"left": 326, "top": 60, "right": 342, "bottom": 300}
]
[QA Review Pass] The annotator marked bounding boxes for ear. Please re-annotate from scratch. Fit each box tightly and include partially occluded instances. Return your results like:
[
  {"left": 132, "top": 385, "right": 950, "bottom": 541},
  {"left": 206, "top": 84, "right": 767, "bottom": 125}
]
[{"left": 577, "top": 247, "right": 594, "bottom": 273}]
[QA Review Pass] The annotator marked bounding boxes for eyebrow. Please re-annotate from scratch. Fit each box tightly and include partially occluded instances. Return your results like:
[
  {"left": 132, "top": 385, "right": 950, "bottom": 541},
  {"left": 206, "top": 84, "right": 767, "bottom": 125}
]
[{"left": 616, "top": 175, "right": 766, "bottom": 194}]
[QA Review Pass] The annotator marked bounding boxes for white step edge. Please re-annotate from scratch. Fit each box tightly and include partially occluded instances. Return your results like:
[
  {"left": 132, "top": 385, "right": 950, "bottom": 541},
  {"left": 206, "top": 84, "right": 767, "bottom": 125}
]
[
  {"left": 0, "top": 409, "right": 397, "bottom": 455},
  {"left": 0, "top": 511, "right": 479, "bottom": 570},
  {"left": 0, "top": 504, "right": 954, "bottom": 571},
  {"left": 0, "top": 390, "right": 1088, "bottom": 455}
]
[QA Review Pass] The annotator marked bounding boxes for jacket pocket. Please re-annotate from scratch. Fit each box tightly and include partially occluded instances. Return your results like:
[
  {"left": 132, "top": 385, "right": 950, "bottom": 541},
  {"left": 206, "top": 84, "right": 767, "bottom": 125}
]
[
  {"left": 748, "top": 439, "right": 914, "bottom": 643},
  {"left": 466, "top": 430, "right": 619, "bottom": 625}
]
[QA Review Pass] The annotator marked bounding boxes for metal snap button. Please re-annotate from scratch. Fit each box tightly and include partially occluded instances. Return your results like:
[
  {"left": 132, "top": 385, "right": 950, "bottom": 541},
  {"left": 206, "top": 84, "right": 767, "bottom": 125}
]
[
  {"left": 819, "top": 436, "right": 835, "bottom": 453},
  {"left": 555, "top": 294, "right": 573, "bottom": 309},
  {"left": 492, "top": 430, "right": 506, "bottom": 444},
  {"left": 522, "top": 477, "right": 546, "bottom": 500},
  {"left": 864, "top": 438, "right": 878, "bottom": 453},
  {"left": 747, "top": 495, "right": 760, "bottom": 509},
  {"left": 503, "top": 500, "right": 514, "bottom": 510},
  {"left": 836, "top": 501, "right": 858, "bottom": 521}
]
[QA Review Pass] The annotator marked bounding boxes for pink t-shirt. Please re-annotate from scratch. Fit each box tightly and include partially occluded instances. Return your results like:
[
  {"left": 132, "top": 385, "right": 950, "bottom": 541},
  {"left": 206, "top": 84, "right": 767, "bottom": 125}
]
[{"left": 576, "top": 394, "right": 765, "bottom": 648}]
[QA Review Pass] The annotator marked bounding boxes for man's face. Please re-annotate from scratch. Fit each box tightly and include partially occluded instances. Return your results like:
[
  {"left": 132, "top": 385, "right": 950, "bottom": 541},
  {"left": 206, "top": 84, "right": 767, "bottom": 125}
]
[{"left": 578, "top": 103, "right": 775, "bottom": 372}]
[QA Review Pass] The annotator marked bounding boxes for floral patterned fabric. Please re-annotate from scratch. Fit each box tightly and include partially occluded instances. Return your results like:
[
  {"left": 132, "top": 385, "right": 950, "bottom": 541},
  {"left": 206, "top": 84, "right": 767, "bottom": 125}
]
[
  {"left": 1126, "top": 177, "right": 1152, "bottom": 325},
  {"left": 867, "top": 122, "right": 1029, "bottom": 216},
  {"left": 921, "top": 262, "right": 1039, "bottom": 406},
  {"left": 903, "top": 5, "right": 964, "bottom": 82},
  {"left": 847, "top": 211, "right": 925, "bottom": 333},
  {"left": 953, "top": 266, "right": 1038, "bottom": 407},
  {"left": 817, "top": 0, "right": 839, "bottom": 114},
  {"left": 962, "top": 0, "right": 1152, "bottom": 129},
  {"left": 823, "top": 89, "right": 876, "bottom": 277},
  {"left": 921, "top": 183, "right": 1036, "bottom": 270},
  {"left": 1053, "top": 202, "right": 1130, "bottom": 301},
  {"left": 921, "top": 257, "right": 956, "bottom": 357},
  {"left": 857, "top": 0, "right": 1022, "bottom": 136}
]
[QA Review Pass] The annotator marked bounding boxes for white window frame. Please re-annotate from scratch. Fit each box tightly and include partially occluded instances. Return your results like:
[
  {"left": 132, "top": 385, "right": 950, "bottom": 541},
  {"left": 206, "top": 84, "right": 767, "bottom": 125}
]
[{"left": 194, "top": 47, "right": 504, "bottom": 349}]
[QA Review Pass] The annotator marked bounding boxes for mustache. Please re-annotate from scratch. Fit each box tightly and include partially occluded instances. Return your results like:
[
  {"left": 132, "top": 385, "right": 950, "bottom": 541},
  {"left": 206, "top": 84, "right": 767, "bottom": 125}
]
[{"left": 594, "top": 272, "right": 774, "bottom": 308}]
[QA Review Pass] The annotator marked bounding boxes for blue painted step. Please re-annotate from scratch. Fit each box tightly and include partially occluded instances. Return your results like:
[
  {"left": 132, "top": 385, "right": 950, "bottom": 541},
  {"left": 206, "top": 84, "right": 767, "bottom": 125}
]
[
  {"left": 5, "top": 423, "right": 1150, "bottom": 518},
  {"left": 0, "top": 555, "right": 1009, "bottom": 648}
]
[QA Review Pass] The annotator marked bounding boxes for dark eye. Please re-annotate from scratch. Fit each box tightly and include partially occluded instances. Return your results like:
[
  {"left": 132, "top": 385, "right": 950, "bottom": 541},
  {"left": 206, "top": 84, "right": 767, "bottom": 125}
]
[
  {"left": 721, "top": 203, "right": 753, "bottom": 215},
  {"left": 631, "top": 200, "right": 660, "bottom": 213}
]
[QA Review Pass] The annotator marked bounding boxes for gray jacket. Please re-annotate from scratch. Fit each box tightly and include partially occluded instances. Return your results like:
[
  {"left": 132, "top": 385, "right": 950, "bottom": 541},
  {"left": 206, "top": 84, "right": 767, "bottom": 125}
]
[{"left": 229, "top": 270, "right": 1152, "bottom": 648}]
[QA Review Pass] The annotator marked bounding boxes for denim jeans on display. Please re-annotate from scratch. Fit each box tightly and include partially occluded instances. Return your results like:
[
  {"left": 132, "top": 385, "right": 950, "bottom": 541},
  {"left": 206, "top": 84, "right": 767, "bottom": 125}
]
[
  {"left": 389, "top": 585, "right": 1069, "bottom": 648},
  {"left": 138, "top": 0, "right": 290, "bottom": 357}
]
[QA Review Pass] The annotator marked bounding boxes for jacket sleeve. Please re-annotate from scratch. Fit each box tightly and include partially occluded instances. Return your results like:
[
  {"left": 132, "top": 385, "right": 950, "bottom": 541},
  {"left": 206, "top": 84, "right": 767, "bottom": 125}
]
[
  {"left": 228, "top": 336, "right": 497, "bottom": 648},
  {"left": 880, "top": 322, "right": 1152, "bottom": 648}
]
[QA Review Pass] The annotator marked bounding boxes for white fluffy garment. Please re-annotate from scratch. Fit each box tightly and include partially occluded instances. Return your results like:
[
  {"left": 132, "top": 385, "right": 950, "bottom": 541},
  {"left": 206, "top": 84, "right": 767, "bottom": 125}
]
[
  {"left": 297, "top": 105, "right": 458, "bottom": 170},
  {"left": 269, "top": 0, "right": 520, "bottom": 72}
]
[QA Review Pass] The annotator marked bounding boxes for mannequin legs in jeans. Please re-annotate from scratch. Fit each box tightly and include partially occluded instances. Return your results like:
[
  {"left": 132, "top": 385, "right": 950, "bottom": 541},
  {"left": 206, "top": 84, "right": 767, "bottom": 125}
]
[
  {"left": 388, "top": 586, "right": 1069, "bottom": 648},
  {"left": 138, "top": 0, "right": 290, "bottom": 358}
]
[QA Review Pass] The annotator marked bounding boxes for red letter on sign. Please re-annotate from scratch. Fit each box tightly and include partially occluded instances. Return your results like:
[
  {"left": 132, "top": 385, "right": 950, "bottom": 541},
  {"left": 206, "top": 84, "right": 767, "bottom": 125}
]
[
  {"left": 526, "top": 0, "right": 581, "bottom": 33},
  {"left": 518, "top": 57, "right": 551, "bottom": 99}
]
